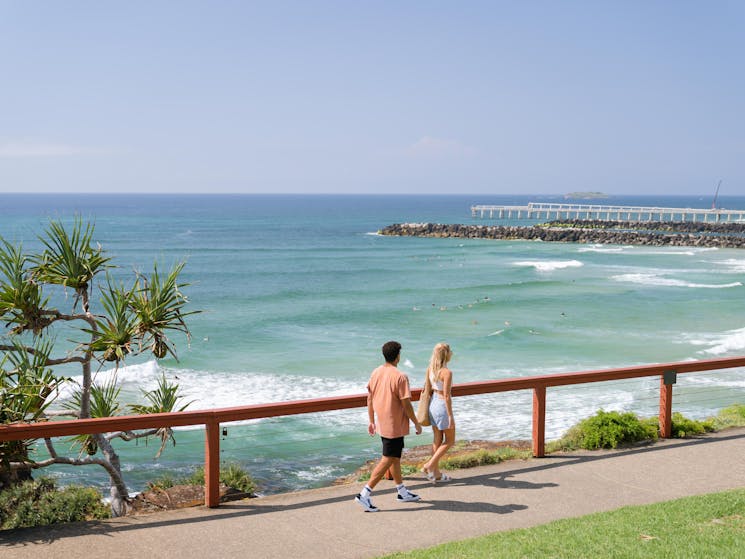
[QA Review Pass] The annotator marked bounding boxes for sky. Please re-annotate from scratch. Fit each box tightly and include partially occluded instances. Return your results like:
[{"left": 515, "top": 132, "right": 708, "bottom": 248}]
[{"left": 1, "top": 1, "right": 743, "bottom": 195}]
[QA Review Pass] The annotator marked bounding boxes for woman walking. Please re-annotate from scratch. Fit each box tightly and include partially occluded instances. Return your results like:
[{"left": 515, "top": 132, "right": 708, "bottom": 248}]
[{"left": 421, "top": 342, "right": 455, "bottom": 483}]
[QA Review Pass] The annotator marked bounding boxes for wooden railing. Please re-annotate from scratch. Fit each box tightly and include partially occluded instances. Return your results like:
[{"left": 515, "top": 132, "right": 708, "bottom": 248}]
[{"left": 2, "top": 355, "right": 745, "bottom": 508}]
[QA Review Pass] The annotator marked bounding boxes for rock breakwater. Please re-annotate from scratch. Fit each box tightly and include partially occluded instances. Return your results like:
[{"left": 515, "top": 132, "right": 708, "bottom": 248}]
[{"left": 379, "top": 222, "right": 745, "bottom": 249}]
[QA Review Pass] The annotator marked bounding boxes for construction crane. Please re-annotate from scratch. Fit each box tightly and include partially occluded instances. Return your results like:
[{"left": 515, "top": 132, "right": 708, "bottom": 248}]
[{"left": 712, "top": 179, "right": 722, "bottom": 210}]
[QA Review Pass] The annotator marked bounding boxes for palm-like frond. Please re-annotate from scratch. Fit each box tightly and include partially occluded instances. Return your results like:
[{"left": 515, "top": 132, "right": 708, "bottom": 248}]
[
  {"left": 0, "top": 239, "right": 51, "bottom": 335},
  {"left": 62, "top": 377, "right": 121, "bottom": 456},
  {"left": 129, "top": 374, "right": 193, "bottom": 457},
  {"left": 129, "top": 374, "right": 193, "bottom": 415},
  {"left": 1, "top": 338, "right": 65, "bottom": 421},
  {"left": 32, "top": 218, "right": 111, "bottom": 306},
  {"left": 83, "top": 277, "right": 138, "bottom": 364},
  {"left": 130, "top": 262, "right": 199, "bottom": 360},
  {"left": 1, "top": 339, "right": 67, "bottom": 463}
]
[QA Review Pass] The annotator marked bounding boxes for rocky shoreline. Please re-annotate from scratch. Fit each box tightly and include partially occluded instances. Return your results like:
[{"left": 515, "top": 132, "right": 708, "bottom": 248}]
[{"left": 379, "top": 220, "right": 745, "bottom": 249}]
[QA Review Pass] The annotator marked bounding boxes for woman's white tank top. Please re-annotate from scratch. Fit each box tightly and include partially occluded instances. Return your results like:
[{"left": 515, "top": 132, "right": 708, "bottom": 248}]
[{"left": 429, "top": 370, "right": 444, "bottom": 391}]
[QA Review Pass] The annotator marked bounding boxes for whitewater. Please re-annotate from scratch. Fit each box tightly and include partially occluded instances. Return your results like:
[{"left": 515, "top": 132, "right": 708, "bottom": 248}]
[{"left": 1, "top": 193, "right": 744, "bottom": 494}]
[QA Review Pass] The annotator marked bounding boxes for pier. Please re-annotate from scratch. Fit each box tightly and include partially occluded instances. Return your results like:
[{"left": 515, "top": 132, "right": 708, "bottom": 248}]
[{"left": 471, "top": 202, "right": 745, "bottom": 223}]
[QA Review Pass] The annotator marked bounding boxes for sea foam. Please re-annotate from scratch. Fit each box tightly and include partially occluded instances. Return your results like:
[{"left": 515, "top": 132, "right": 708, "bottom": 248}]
[
  {"left": 698, "top": 327, "right": 745, "bottom": 356},
  {"left": 577, "top": 245, "right": 624, "bottom": 253},
  {"left": 514, "top": 260, "right": 583, "bottom": 272},
  {"left": 612, "top": 273, "right": 742, "bottom": 289},
  {"left": 55, "top": 360, "right": 368, "bottom": 429},
  {"left": 716, "top": 258, "right": 745, "bottom": 273}
]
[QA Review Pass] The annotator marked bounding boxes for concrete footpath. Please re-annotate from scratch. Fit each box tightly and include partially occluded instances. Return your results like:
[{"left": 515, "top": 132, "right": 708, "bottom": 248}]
[{"left": 2, "top": 428, "right": 745, "bottom": 558}]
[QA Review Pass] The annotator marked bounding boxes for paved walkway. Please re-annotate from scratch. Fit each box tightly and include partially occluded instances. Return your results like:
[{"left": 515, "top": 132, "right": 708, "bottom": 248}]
[{"left": 2, "top": 428, "right": 745, "bottom": 558}]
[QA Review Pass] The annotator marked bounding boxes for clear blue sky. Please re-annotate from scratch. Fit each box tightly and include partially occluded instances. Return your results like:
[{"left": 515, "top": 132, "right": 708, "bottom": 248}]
[{"left": 1, "top": 1, "right": 743, "bottom": 195}]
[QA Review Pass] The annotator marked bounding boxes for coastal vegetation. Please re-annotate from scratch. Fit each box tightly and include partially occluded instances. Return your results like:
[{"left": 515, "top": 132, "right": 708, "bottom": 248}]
[
  {"left": 0, "top": 477, "right": 109, "bottom": 529},
  {"left": 384, "top": 488, "right": 745, "bottom": 558},
  {"left": 147, "top": 462, "right": 256, "bottom": 495},
  {"left": 545, "top": 410, "right": 717, "bottom": 452},
  {"left": 0, "top": 218, "right": 197, "bottom": 516},
  {"left": 548, "top": 410, "right": 659, "bottom": 451},
  {"left": 351, "top": 407, "right": 741, "bottom": 482}
]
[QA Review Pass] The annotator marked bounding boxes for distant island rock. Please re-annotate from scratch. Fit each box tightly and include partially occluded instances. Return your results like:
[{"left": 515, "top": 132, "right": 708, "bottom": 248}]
[{"left": 564, "top": 191, "right": 609, "bottom": 200}]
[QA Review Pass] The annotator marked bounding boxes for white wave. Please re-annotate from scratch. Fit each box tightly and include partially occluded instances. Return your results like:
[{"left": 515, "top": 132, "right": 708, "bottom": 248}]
[
  {"left": 695, "top": 327, "right": 745, "bottom": 356},
  {"left": 452, "top": 382, "right": 641, "bottom": 441},
  {"left": 54, "top": 360, "right": 368, "bottom": 427},
  {"left": 648, "top": 250, "right": 695, "bottom": 256},
  {"left": 56, "top": 360, "right": 162, "bottom": 401},
  {"left": 612, "top": 273, "right": 742, "bottom": 289},
  {"left": 715, "top": 259, "right": 745, "bottom": 273},
  {"left": 364, "top": 232, "right": 382, "bottom": 236},
  {"left": 577, "top": 245, "right": 624, "bottom": 253},
  {"left": 681, "top": 374, "right": 745, "bottom": 388},
  {"left": 638, "top": 247, "right": 717, "bottom": 256},
  {"left": 513, "top": 259, "right": 584, "bottom": 272},
  {"left": 295, "top": 464, "right": 346, "bottom": 482}
]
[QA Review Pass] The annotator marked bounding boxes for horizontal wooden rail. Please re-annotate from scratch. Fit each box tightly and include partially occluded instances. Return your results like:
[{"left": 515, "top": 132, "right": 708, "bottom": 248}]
[{"left": 2, "top": 354, "right": 745, "bottom": 507}]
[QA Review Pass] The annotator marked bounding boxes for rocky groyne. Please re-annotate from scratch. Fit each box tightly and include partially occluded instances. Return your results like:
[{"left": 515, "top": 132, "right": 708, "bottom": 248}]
[{"left": 379, "top": 221, "right": 745, "bottom": 249}]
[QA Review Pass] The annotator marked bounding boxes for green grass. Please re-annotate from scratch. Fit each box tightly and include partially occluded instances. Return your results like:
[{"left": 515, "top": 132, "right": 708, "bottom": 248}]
[
  {"left": 712, "top": 404, "right": 745, "bottom": 430},
  {"left": 441, "top": 447, "right": 532, "bottom": 470},
  {"left": 383, "top": 488, "right": 745, "bottom": 559},
  {"left": 357, "top": 464, "right": 419, "bottom": 482}
]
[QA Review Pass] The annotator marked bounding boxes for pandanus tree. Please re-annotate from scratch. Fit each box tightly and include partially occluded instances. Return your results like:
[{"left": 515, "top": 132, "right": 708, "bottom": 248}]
[{"left": 0, "top": 218, "right": 197, "bottom": 516}]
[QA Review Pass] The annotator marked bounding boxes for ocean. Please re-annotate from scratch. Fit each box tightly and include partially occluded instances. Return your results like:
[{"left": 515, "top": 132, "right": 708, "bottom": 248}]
[{"left": 2, "top": 193, "right": 745, "bottom": 494}]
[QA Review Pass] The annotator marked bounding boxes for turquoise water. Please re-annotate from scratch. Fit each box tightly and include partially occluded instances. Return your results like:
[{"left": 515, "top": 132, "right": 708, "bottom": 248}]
[{"left": 2, "top": 194, "right": 745, "bottom": 494}]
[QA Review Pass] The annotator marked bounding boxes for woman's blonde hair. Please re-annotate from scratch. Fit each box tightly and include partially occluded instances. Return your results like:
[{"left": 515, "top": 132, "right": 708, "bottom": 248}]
[{"left": 426, "top": 342, "right": 452, "bottom": 382}]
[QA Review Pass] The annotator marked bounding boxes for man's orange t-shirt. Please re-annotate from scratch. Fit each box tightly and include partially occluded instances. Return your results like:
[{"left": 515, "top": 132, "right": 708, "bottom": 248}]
[{"left": 367, "top": 364, "right": 412, "bottom": 438}]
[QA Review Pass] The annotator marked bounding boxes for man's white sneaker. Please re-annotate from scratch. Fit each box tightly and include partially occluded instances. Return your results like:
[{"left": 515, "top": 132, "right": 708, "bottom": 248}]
[
  {"left": 397, "top": 490, "right": 421, "bottom": 502},
  {"left": 355, "top": 493, "right": 380, "bottom": 512}
]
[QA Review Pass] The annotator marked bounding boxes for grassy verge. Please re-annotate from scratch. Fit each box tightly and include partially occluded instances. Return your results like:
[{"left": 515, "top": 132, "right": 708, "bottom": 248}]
[
  {"left": 383, "top": 488, "right": 745, "bottom": 559},
  {"left": 441, "top": 446, "right": 533, "bottom": 470}
]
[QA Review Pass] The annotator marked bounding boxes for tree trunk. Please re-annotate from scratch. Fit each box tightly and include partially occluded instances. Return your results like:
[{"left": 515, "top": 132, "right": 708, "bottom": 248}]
[
  {"left": 97, "top": 435, "right": 130, "bottom": 517},
  {"left": 79, "top": 358, "right": 92, "bottom": 419},
  {"left": 0, "top": 463, "right": 33, "bottom": 491}
]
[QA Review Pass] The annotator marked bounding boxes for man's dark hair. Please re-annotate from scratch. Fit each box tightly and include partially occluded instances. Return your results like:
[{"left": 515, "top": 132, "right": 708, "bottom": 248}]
[{"left": 381, "top": 341, "right": 402, "bottom": 364}]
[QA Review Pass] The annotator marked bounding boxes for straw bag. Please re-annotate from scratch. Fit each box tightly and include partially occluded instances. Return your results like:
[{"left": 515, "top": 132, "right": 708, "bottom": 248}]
[{"left": 415, "top": 375, "right": 432, "bottom": 427}]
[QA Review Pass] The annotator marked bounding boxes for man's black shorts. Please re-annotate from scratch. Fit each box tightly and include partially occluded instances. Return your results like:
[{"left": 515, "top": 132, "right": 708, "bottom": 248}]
[{"left": 380, "top": 436, "right": 404, "bottom": 458}]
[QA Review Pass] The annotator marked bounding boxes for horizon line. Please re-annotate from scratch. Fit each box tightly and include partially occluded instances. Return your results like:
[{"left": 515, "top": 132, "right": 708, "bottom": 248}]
[{"left": 0, "top": 192, "right": 734, "bottom": 197}]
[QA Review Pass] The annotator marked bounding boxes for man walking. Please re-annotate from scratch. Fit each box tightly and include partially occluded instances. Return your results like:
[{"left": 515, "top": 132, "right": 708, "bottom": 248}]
[{"left": 355, "top": 340, "right": 422, "bottom": 512}]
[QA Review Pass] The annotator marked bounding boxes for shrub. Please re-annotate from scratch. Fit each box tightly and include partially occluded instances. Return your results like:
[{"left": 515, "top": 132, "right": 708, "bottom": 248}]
[
  {"left": 149, "top": 463, "right": 256, "bottom": 495},
  {"left": 712, "top": 404, "right": 745, "bottom": 429},
  {"left": 560, "top": 410, "right": 658, "bottom": 450},
  {"left": 0, "top": 477, "right": 109, "bottom": 529},
  {"left": 146, "top": 472, "right": 178, "bottom": 491},
  {"left": 670, "top": 412, "right": 715, "bottom": 438}
]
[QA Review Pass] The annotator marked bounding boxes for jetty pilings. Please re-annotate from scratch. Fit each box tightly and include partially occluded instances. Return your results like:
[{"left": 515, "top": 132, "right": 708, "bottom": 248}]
[{"left": 471, "top": 203, "right": 745, "bottom": 223}]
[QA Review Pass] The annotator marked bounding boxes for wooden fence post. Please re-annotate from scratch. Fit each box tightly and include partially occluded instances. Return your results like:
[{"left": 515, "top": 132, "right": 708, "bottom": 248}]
[
  {"left": 205, "top": 419, "right": 221, "bottom": 507},
  {"left": 659, "top": 372, "right": 675, "bottom": 438},
  {"left": 532, "top": 386, "right": 546, "bottom": 457}
]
